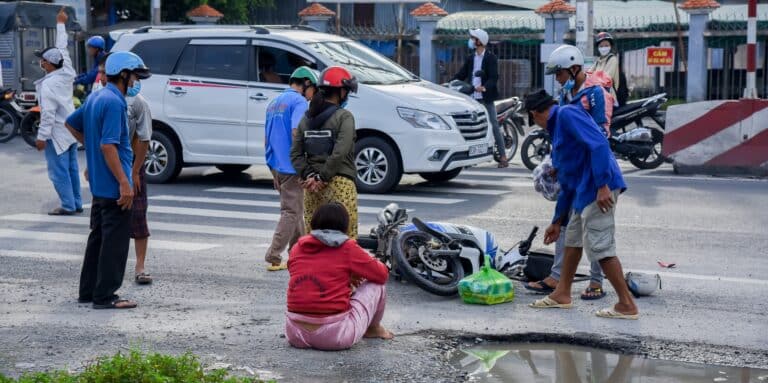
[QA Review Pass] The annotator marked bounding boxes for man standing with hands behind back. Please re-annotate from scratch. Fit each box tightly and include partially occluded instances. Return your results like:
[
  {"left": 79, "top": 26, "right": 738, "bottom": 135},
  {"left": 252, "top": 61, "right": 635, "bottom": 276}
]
[
  {"left": 452, "top": 28, "right": 507, "bottom": 168},
  {"left": 66, "top": 52, "right": 152, "bottom": 310},
  {"left": 35, "top": 8, "right": 82, "bottom": 216}
]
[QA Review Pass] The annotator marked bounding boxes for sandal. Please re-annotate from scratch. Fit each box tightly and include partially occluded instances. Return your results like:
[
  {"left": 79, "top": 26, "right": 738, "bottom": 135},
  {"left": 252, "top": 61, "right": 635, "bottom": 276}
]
[
  {"left": 48, "top": 207, "right": 75, "bottom": 216},
  {"left": 581, "top": 286, "right": 607, "bottom": 300},
  {"left": 135, "top": 272, "right": 153, "bottom": 285},
  {"left": 497, "top": 158, "right": 509, "bottom": 168},
  {"left": 267, "top": 263, "right": 287, "bottom": 272},
  {"left": 529, "top": 296, "right": 573, "bottom": 309},
  {"left": 524, "top": 280, "right": 555, "bottom": 294},
  {"left": 93, "top": 298, "right": 137, "bottom": 310},
  {"left": 595, "top": 307, "right": 638, "bottom": 320}
]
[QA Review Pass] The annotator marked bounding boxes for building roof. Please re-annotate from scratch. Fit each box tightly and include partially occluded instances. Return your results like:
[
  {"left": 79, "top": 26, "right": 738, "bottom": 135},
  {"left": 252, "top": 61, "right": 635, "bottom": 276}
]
[
  {"left": 436, "top": 1, "right": 767, "bottom": 33},
  {"left": 298, "top": 3, "right": 336, "bottom": 17},
  {"left": 187, "top": 4, "right": 223, "bottom": 18},
  {"left": 679, "top": 0, "right": 721, "bottom": 10},
  {"left": 410, "top": 2, "right": 448, "bottom": 17},
  {"left": 535, "top": 0, "right": 576, "bottom": 15}
]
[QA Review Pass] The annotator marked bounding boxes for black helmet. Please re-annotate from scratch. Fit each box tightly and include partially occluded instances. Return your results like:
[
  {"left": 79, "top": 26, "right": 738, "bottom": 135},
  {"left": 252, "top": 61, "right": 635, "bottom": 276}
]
[{"left": 595, "top": 31, "right": 614, "bottom": 45}]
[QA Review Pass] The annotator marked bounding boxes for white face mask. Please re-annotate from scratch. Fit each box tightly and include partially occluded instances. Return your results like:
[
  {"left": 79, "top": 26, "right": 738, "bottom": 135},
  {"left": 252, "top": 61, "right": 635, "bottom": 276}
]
[{"left": 598, "top": 46, "right": 612, "bottom": 57}]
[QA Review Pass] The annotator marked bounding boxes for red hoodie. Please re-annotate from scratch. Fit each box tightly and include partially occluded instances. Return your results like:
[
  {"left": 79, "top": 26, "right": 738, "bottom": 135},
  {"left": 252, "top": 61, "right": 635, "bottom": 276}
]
[{"left": 287, "top": 231, "right": 389, "bottom": 314}]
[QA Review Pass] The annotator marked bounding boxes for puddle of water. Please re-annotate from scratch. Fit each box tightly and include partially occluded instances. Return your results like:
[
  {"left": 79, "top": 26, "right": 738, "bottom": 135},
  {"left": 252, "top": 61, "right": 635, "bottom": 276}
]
[{"left": 452, "top": 343, "right": 768, "bottom": 383}]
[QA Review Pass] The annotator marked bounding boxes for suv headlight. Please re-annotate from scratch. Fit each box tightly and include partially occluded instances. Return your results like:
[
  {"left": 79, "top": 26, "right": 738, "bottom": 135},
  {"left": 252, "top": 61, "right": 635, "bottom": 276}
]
[{"left": 397, "top": 107, "right": 451, "bottom": 130}]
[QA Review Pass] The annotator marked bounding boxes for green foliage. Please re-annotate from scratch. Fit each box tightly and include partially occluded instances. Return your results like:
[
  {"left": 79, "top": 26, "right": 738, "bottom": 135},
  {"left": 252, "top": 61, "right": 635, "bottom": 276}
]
[{"left": 0, "top": 350, "right": 272, "bottom": 383}]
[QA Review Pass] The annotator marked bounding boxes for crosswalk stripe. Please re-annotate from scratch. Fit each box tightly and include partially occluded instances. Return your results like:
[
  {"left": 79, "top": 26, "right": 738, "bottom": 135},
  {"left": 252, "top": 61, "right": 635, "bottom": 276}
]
[
  {"left": 461, "top": 170, "right": 531, "bottom": 178},
  {"left": 205, "top": 187, "right": 465, "bottom": 205},
  {"left": 149, "top": 195, "right": 391, "bottom": 214},
  {"left": 0, "top": 249, "right": 81, "bottom": 262},
  {"left": 447, "top": 178, "right": 532, "bottom": 187},
  {"left": 0, "top": 214, "right": 272, "bottom": 238},
  {"left": 0, "top": 229, "right": 218, "bottom": 251},
  {"left": 398, "top": 186, "right": 510, "bottom": 196},
  {"left": 146, "top": 205, "right": 281, "bottom": 221}
]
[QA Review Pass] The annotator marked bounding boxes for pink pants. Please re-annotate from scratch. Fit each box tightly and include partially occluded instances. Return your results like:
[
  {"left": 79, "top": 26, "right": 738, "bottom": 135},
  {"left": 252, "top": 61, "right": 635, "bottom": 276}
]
[{"left": 285, "top": 282, "right": 387, "bottom": 351}]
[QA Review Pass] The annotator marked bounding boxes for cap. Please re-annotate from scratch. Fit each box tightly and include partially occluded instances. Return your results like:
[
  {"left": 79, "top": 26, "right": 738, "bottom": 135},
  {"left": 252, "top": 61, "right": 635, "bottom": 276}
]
[
  {"left": 524, "top": 89, "right": 557, "bottom": 126},
  {"left": 35, "top": 47, "right": 64, "bottom": 66}
]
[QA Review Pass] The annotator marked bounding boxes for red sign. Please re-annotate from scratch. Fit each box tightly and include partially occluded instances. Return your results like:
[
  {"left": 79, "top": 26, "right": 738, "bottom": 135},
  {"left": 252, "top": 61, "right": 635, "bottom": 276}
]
[{"left": 646, "top": 47, "right": 675, "bottom": 66}]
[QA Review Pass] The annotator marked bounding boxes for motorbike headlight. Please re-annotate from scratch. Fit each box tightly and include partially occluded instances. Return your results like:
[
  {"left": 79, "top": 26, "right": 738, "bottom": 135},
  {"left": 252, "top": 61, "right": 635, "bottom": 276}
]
[{"left": 397, "top": 107, "right": 451, "bottom": 130}]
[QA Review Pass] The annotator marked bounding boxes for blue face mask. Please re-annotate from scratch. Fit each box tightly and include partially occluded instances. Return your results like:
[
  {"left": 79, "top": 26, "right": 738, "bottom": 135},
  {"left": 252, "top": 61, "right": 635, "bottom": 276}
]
[
  {"left": 127, "top": 80, "right": 141, "bottom": 97},
  {"left": 467, "top": 38, "right": 476, "bottom": 50},
  {"left": 563, "top": 78, "right": 575, "bottom": 92}
]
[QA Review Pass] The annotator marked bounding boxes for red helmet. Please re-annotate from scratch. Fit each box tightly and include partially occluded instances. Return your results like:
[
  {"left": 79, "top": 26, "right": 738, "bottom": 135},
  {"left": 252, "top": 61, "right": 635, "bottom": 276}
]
[{"left": 319, "top": 66, "right": 358, "bottom": 93}]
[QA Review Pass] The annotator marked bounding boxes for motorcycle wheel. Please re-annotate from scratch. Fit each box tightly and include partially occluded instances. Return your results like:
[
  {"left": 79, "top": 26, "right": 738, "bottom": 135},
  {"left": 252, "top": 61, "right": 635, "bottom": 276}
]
[
  {"left": 629, "top": 129, "right": 665, "bottom": 170},
  {"left": 392, "top": 230, "right": 465, "bottom": 296},
  {"left": 0, "top": 106, "right": 18, "bottom": 143},
  {"left": 20, "top": 112, "right": 40, "bottom": 148},
  {"left": 493, "top": 120, "right": 520, "bottom": 162},
  {"left": 521, "top": 133, "right": 551, "bottom": 171}
]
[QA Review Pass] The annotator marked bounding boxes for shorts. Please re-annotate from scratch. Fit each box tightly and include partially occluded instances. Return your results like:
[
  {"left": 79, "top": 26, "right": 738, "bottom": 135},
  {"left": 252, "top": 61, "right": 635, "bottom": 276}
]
[
  {"left": 564, "top": 190, "right": 620, "bottom": 263},
  {"left": 130, "top": 164, "right": 150, "bottom": 239}
]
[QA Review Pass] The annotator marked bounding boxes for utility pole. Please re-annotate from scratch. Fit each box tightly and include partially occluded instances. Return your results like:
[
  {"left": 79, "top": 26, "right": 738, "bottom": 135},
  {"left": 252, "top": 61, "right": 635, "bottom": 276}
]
[{"left": 151, "top": 0, "right": 161, "bottom": 25}]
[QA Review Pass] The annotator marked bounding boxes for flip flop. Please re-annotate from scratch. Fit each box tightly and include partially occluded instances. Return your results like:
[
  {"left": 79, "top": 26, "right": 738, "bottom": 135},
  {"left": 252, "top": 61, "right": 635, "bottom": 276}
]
[
  {"left": 93, "top": 299, "right": 137, "bottom": 310},
  {"left": 524, "top": 281, "right": 555, "bottom": 294},
  {"left": 529, "top": 296, "right": 573, "bottom": 309},
  {"left": 267, "top": 263, "right": 287, "bottom": 272},
  {"left": 595, "top": 308, "right": 639, "bottom": 320},
  {"left": 135, "top": 272, "right": 153, "bottom": 285},
  {"left": 581, "top": 286, "right": 607, "bottom": 300},
  {"left": 48, "top": 207, "right": 75, "bottom": 216}
]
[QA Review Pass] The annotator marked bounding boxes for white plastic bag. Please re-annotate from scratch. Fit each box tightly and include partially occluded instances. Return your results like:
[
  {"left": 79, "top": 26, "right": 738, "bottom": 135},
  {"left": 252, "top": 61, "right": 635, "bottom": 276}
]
[{"left": 532, "top": 156, "right": 560, "bottom": 201}]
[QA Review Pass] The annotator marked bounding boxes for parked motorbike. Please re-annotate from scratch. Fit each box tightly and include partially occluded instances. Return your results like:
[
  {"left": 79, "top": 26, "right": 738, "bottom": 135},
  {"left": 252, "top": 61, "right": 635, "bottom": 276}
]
[
  {"left": 444, "top": 75, "right": 524, "bottom": 161},
  {"left": 20, "top": 105, "right": 40, "bottom": 148},
  {"left": 521, "top": 93, "right": 668, "bottom": 171},
  {"left": 359, "top": 204, "right": 586, "bottom": 296},
  {"left": 0, "top": 88, "right": 22, "bottom": 143}
]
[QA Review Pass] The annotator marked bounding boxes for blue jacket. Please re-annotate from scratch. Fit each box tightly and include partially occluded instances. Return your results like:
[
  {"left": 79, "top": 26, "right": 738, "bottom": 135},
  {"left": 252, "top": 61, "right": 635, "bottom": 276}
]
[
  {"left": 559, "top": 84, "right": 608, "bottom": 128},
  {"left": 74, "top": 51, "right": 106, "bottom": 87},
  {"left": 265, "top": 89, "right": 308, "bottom": 175},
  {"left": 549, "top": 105, "right": 626, "bottom": 225}
]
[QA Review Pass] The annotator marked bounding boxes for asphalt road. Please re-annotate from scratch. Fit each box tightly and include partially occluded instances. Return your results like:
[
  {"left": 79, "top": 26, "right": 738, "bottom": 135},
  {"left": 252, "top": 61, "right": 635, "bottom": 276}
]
[{"left": 1, "top": 140, "right": 767, "bottom": 382}]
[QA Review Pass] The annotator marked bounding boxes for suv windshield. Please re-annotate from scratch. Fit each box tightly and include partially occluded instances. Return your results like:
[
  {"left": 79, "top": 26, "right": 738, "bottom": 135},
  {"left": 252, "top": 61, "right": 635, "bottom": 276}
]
[{"left": 305, "top": 41, "right": 418, "bottom": 85}]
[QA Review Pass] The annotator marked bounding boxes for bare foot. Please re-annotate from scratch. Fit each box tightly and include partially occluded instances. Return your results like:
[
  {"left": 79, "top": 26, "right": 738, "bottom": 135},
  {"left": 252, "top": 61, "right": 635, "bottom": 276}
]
[{"left": 364, "top": 324, "right": 394, "bottom": 340}]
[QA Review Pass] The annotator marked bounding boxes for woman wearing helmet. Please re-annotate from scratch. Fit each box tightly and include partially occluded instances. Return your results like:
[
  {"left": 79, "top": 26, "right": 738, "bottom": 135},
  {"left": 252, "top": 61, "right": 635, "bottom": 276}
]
[
  {"left": 74, "top": 35, "right": 107, "bottom": 92},
  {"left": 592, "top": 32, "right": 621, "bottom": 102},
  {"left": 263, "top": 66, "right": 319, "bottom": 271},
  {"left": 291, "top": 66, "right": 360, "bottom": 238},
  {"left": 65, "top": 51, "right": 150, "bottom": 310}
]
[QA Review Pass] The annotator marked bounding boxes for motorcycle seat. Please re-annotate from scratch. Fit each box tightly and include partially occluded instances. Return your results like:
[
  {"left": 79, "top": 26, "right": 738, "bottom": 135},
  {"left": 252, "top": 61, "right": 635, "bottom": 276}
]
[
  {"left": 614, "top": 101, "right": 646, "bottom": 116},
  {"left": 494, "top": 98, "right": 518, "bottom": 115}
]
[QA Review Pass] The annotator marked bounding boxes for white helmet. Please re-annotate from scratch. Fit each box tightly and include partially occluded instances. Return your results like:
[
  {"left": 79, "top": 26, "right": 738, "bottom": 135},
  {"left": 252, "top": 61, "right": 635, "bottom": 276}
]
[
  {"left": 545, "top": 44, "right": 584, "bottom": 75},
  {"left": 469, "top": 29, "right": 489, "bottom": 46}
]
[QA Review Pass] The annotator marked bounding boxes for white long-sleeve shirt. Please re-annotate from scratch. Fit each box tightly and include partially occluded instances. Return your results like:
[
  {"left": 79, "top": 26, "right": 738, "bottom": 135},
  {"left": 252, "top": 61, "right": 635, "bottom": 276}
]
[{"left": 35, "top": 23, "right": 77, "bottom": 155}]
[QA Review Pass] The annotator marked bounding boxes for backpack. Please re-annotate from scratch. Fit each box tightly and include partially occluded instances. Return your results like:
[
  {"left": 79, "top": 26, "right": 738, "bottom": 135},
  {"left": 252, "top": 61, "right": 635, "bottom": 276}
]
[{"left": 581, "top": 70, "right": 615, "bottom": 130}]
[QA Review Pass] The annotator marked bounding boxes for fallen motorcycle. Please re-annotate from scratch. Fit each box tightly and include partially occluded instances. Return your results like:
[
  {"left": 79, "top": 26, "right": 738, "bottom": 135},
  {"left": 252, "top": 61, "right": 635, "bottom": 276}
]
[
  {"left": 521, "top": 93, "right": 668, "bottom": 170},
  {"left": 359, "top": 204, "right": 586, "bottom": 296}
]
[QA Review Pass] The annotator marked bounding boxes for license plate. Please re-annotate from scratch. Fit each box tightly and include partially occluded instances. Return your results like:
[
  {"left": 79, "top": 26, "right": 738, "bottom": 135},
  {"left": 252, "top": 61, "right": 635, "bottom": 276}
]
[{"left": 469, "top": 144, "right": 487, "bottom": 157}]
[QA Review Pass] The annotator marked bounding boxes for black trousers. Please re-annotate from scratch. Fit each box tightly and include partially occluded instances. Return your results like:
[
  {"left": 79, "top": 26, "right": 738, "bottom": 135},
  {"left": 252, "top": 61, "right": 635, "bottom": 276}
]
[{"left": 79, "top": 197, "right": 131, "bottom": 305}]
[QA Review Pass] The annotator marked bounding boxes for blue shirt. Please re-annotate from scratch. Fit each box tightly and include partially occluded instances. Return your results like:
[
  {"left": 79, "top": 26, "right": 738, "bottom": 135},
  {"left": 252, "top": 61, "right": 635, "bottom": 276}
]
[
  {"left": 74, "top": 51, "right": 106, "bottom": 88},
  {"left": 549, "top": 105, "right": 626, "bottom": 225},
  {"left": 265, "top": 89, "right": 308, "bottom": 175},
  {"left": 66, "top": 83, "right": 133, "bottom": 199},
  {"left": 559, "top": 84, "right": 608, "bottom": 128}
]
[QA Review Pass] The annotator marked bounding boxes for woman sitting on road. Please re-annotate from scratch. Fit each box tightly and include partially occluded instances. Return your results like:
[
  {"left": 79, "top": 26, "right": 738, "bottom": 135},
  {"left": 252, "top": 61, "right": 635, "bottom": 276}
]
[
  {"left": 290, "top": 66, "right": 359, "bottom": 238},
  {"left": 285, "top": 202, "right": 394, "bottom": 351}
]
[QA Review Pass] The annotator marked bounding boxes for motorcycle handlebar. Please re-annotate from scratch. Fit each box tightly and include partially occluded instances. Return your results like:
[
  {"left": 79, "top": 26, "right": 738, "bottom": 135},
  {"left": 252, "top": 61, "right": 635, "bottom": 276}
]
[{"left": 527, "top": 226, "right": 539, "bottom": 243}]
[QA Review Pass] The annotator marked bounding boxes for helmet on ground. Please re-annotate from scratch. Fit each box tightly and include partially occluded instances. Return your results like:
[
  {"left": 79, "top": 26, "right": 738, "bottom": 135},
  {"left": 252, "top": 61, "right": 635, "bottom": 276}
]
[
  {"left": 595, "top": 31, "right": 614, "bottom": 45},
  {"left": 545, "top": 45, "right": 584, "bottom": 75},
  {"left": 469, "top": 29, "right": 489, "bottom": 46},
  {"left": 86, "top": 36, "right": 106, "bottom": 50},
  {"left": 318, "top": 66, "right": 358, "bottom": 93},
  {"left": 105, "top": 51, "right": 151, "bottom": 79},
  {"left": 290, "top": 66, "right": 319, "bottom": 86}
]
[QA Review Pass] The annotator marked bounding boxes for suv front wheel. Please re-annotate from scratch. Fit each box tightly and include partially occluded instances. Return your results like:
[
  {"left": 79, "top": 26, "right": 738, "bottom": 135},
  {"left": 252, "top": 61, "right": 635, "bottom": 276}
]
[
  {"left": 354, "top": 136, "right": 402, "bottom": 194},
  {"left": 145, "top": 130, "right": 181, "bottom": 184}
]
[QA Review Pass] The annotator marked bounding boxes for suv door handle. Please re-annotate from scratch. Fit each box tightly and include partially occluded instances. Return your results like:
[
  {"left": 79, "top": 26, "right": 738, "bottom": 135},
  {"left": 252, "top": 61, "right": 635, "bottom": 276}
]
[
  {"left": 250, "top": 93, "right": 268, "bottom": 101},
  {"left": 169, "top": 87, "right": 187, "bottom": 95}
]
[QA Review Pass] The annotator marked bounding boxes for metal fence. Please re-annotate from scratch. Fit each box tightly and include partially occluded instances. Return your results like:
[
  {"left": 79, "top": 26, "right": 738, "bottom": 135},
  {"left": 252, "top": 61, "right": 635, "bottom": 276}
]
[{"left": 343, "top": 27, "right": 767, "bottom": 102}]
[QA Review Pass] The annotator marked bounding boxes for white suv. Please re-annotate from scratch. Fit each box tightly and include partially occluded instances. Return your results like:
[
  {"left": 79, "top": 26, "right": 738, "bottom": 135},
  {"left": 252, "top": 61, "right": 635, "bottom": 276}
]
[{"left": 111, "top": 25, "right": 493, "bottom": 193}]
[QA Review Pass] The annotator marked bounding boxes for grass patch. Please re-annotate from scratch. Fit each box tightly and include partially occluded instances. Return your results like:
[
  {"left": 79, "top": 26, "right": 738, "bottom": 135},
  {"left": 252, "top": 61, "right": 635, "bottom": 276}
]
[{"left": 0, "top": 350, "right": 273, "bottom": 383}]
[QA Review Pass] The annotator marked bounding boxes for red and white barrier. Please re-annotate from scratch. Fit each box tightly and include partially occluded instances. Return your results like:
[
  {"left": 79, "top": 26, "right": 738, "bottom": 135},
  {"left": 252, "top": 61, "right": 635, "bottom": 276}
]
[
  {"left": 663, "top": 99, "right": 768, "bottom": 175},
  {"left": 745, "top": 0, "right": 758, "bottom": 99}
]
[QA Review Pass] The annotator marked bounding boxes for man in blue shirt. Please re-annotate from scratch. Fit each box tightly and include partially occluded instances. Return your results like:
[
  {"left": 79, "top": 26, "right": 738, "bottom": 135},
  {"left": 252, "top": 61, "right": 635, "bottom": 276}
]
[
  {"left": 74, "top": 36, "right": 106, "bottom": 94},
  {"left": 263, "top": 66, "right": 318, "bottom": 271},
  {"left": 66, "top": 52, "right": 151, "bottom": 310},
  {"left": 525, "top": 90, "right": 638, "bottom": 320}
]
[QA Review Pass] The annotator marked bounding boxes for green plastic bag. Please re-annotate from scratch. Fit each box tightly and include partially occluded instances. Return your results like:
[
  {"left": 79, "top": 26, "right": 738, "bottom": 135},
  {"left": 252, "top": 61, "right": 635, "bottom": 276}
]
[{"left": 458, "top": 255, "right": 515, "bottom": 305}]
